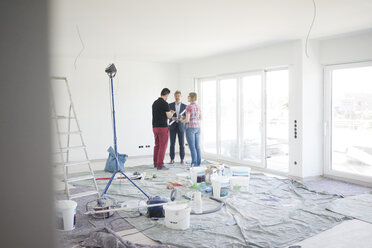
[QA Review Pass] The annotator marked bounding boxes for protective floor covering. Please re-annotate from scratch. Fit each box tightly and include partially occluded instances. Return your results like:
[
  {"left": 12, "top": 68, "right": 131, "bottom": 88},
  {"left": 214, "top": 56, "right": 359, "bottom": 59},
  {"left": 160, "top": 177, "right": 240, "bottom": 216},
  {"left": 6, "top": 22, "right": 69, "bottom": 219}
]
[
  {"left": 326, "top": 193, "right": 372, "bottom": 224},
  {"left": 302, "top": 178, "right": 372, "bottom": 197},
  {"left": 55, "top": 187, "right": 134, "bottom": 248},
  {"left": 72, "top": 164, "right": 350, "bottom": 248}
]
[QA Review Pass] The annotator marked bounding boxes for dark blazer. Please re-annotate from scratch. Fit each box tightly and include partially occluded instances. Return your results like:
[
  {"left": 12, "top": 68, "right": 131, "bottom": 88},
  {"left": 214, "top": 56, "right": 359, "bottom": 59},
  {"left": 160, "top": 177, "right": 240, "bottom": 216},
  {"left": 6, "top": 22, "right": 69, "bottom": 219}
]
[{"left": 169, "top": 102, "right": 187, "bottom": 132}]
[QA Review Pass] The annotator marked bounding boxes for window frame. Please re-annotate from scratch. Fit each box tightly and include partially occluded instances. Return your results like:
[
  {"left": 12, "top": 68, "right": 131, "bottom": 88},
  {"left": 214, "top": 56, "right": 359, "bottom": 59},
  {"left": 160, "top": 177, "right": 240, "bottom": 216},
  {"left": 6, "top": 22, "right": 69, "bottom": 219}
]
[
  {"left": 196, "top": 67, "right": 290, "bottom": 172},
  {"left": 324, "top": 61, "right": 372, "bottom": 185}
]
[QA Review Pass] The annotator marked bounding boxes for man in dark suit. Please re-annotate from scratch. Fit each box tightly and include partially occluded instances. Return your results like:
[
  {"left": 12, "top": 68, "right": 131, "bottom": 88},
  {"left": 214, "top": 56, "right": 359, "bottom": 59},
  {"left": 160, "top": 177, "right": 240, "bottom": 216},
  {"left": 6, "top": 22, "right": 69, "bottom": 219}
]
[{"left": 168, "top": 90, "right": 187, "bottom": 164}]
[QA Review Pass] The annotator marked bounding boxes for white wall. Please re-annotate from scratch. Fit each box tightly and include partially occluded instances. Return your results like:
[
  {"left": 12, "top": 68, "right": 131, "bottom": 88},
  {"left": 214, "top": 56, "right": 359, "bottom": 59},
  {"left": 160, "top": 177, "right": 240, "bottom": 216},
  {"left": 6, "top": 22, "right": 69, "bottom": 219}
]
[
  {"left": 319, "top": 31, "right": 372, "bottom": 65},
  {"left": 51, "top": 57, "right": 179, "bottom": 160},
  {"left": 178, "top": 41, "right": 298, "bottom": 93},
  {"left": 289, "top": 41, "right": 304, "bottom": 178},
  {"left": 300, "top": 40, "right": 323, "bottom": 178}
]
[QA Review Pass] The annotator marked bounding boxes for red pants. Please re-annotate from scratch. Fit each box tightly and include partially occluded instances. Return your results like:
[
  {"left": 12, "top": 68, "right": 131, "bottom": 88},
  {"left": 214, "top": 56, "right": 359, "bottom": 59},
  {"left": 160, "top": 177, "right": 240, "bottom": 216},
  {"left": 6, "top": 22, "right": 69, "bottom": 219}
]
[{"left": 153, "top": 127, "right": 169, "bottom": 168}]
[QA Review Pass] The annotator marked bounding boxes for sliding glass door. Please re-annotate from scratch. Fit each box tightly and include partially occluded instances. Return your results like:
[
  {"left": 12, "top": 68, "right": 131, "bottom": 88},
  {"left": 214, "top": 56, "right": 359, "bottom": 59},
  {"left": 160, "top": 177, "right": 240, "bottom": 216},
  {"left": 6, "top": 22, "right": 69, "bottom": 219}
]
[
  {"left": 220, "top": 78, "right": 238, "bottom": 159},
  {"left": 325, "top": 62, "right": 372, "bottom": 182},
  {"left": 266, "top": 70, "right": 289, "bottom": 172},
  {"left": 200, "top": 79, "right": 217, "bottom": 154},
  {"left": 241, "top": 74, "right": 262, "bottom": 164},
  {"left": 198, "top": 68, "right": 289, "bottom": 172}
]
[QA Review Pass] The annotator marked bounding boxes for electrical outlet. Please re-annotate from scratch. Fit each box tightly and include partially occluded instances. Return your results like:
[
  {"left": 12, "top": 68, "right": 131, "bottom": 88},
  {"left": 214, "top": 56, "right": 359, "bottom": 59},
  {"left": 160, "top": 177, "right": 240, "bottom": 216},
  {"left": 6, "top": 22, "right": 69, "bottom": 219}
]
[
  {"left": 294, "top": 120, "right": 298, "bottom": 139},
  {"left": 146, "top": 145, "right": 150, "bottom": 148}
]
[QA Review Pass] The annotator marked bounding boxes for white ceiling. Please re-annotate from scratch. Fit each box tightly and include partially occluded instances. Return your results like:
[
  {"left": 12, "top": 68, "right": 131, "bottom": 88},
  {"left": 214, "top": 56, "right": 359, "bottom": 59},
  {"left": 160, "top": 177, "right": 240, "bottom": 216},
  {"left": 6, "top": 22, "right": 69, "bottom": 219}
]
[{"left": 50, "top": 0, "right": 372, "bottom": 63}]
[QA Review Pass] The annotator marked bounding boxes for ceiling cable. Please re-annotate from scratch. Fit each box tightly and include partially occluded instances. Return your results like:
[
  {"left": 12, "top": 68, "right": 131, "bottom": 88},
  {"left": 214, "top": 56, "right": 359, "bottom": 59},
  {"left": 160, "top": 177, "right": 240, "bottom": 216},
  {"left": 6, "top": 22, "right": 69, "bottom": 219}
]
[
  {"left": 305, "top": 0, "right": 317, "bottom": 58},
  {"left": 74, "top": 25, "right": 85, "bottom": 70}
]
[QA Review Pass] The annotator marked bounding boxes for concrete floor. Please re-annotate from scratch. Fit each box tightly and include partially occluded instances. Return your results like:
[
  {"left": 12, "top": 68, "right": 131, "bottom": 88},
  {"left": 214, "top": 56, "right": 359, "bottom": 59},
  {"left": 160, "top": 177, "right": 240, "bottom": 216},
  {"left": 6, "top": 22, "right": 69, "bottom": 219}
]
[
  {"left": 293, "top": 219, "right": 372, "bottom": 248},
  {"left": 54, "top": 156, "right": 372, "bottom": 248}
]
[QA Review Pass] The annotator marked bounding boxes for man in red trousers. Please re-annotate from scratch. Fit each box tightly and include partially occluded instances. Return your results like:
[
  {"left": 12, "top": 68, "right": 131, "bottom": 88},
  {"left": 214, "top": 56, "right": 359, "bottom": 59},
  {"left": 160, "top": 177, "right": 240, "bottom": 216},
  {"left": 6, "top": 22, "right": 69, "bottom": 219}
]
[{"left": 152, "top": 88, "right": 175, "bottom": 170}]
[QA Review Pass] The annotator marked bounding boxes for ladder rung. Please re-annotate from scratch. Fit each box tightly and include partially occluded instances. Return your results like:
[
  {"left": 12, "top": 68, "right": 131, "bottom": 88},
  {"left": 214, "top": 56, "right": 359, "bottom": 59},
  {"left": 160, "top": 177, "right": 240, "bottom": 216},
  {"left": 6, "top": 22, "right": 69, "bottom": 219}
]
[
  {"left": 60, "top": 145, "right": 86, "bottom": 151},
  {"left": 52, "top": 116, "right": 76, "bottom": 120},
  {"left": 51, "top": 76, "right": 67, "bottom": 81},
  {"left": 70, "top": 191, "right": 99, "bottom": 199},
  {"left": 58, "top": 131, "right": 81, "bottom": 135},
  {"left": 66, "top": 175, "right": 95, "bottom": 183},
  {"left": 64, "top": 160, "right": 90, "bottom": 167},
  {"left": 53, "top": 151, "right": 67, "bottom": 155}
]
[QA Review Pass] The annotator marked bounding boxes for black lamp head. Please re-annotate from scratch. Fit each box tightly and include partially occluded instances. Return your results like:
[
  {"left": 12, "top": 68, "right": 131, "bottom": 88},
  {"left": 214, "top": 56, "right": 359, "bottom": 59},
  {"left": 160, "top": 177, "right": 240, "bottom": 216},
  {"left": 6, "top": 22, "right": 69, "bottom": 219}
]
[{"left": 105, "top": 63, "right": 117, "bottom": 77}]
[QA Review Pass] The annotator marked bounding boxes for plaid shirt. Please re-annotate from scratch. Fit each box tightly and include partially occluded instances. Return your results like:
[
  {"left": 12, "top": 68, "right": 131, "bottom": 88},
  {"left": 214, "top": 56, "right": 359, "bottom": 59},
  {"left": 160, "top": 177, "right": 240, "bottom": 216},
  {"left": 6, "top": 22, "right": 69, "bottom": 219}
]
[{"left": 185, "top": 102, "right": 200, "bottom": 129}]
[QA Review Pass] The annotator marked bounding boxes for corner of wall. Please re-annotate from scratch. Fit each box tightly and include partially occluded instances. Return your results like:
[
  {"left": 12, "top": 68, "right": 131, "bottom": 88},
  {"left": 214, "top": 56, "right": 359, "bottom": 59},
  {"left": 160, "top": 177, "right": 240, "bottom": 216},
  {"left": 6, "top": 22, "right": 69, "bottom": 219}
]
[{"left": 301, "top": 39, "right": 324, "bottom": 178}]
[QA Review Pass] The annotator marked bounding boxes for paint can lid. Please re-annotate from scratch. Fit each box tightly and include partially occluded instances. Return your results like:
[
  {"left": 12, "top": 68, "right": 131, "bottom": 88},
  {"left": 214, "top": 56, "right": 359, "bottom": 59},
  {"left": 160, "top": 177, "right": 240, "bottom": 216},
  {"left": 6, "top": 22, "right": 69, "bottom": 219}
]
[
  {"left": 56, "top": 200, "right": 77, "bottom": 210},
  {"left": 164, "top": 203, "right": 189, "bottom": 211}
]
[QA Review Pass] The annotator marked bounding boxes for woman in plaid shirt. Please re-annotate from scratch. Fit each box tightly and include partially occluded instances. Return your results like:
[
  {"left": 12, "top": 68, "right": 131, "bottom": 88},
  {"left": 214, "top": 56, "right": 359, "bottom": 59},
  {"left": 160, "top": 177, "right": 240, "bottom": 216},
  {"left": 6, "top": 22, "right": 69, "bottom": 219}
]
[{"left": 181, "top": 92, "right": 202, "bottom": 166}]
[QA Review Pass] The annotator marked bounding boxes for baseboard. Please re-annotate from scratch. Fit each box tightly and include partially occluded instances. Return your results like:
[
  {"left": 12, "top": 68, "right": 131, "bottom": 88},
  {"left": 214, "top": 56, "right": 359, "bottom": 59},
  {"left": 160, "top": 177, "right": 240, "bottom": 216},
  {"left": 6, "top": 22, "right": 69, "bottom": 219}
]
[
  {"left": 201, "top": 155, "right": 289, "bottom": 179},
  {"left": 90, "top": 154, "right": 153, "bottom": 163},
  {"left": 298, "top": 175, "right": 324, "bottom": 182},
  {"left": 90, "top": 153, "right": 187, "bottom": 163},
  {"left": 323, "top": 174, "right": 372, "bottom": 188}
]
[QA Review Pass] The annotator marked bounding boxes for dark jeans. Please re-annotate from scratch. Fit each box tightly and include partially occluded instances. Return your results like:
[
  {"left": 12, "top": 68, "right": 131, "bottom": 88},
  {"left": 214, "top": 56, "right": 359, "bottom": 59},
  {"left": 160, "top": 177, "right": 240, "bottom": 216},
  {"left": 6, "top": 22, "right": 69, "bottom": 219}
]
[{"left": 169, "top": 125, "right": 185, "bottom": 160}]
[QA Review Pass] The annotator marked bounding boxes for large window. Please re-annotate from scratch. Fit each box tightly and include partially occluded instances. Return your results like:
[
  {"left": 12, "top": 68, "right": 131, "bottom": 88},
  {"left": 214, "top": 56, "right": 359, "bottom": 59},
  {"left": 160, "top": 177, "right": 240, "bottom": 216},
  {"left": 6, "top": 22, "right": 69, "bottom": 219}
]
[
  {"left": 198, "top": 69, "right": 289, "bottom": 171},
  {"left": 220, "top": 78, "right": 238, "bottom": 159},
  {"left": 266, "top": 70, "right": 289, "bottom": 172},
  {"left": 325, "top": 62, "right": 372, "bottom": 181},
  {"left": 241, "top": 74, "right": 262, "bottom": 162},
  {"left": 200, "top": 80, "right": 217, "bottom": 154}
]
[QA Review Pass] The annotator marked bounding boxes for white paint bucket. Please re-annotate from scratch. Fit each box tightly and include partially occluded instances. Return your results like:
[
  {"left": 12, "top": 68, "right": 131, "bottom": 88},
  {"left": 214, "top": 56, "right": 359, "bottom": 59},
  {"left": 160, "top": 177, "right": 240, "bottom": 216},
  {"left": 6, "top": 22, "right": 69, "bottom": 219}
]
[
  {"left": 229, "top": 166, "right": 251, "bottom": 192},
  {"left": 230, "top": 177, "right": 250, "bottom": 192},
  {"left": 56, "top": 200, "right": 77, "bottom": 231},
  {"left": 211, "top": 176, "right": 230, "bottom": 198},
  {"left": 163, "top": 203, "right": 191, "bottom": 230},
  {"left": 229, "top": 166, "right": 251, "bottom": 177},
  {"left": 190, "top": 167, "right": 206, "bottom": 184}
]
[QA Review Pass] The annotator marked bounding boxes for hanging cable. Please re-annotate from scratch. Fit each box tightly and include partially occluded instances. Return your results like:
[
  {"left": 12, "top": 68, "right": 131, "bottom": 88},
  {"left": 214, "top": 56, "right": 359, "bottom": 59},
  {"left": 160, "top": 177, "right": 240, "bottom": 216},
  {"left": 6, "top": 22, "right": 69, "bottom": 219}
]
[
  {"left": 305, "top": 0, "right": 317, "bottom": 58},
  {"left": 74, "top": 25, "right": 85, "bottom": 70}
]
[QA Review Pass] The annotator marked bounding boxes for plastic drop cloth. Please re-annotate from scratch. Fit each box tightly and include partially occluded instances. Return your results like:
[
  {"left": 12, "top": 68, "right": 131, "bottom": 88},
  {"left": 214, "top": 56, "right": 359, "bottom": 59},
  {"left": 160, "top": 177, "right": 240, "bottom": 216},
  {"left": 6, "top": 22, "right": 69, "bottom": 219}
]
[
  {"left": 326, "top": 193, "right": 372, "bottom": 224},
  {"left": 73, "top": 164, "right": 350, "bottom": 248}
]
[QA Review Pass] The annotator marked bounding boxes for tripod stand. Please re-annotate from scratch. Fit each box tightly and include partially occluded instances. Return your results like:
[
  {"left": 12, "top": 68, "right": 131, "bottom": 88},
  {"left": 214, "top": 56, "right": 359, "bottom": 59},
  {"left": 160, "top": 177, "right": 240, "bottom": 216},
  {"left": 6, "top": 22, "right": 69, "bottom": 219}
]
[{"left": 100, "top": 64, "right": 149, "bottom": 200}]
